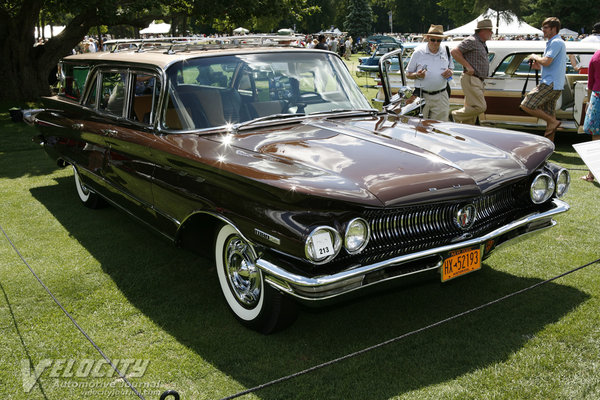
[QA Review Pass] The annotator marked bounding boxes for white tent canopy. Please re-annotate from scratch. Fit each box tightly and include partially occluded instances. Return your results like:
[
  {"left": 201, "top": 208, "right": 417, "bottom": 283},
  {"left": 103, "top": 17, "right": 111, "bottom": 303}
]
[
  {"left": 34, "top": 25, "right": 65, "bottom": 39},
  {"left": 559, "top": 28, "right": 578, "bottom": 37},
  {"left": 444, "top": 9, "right": 543, "bottom": 37},
  {"left": 233, "top": 27, "right": 249, "bottom": 35},
  {"left": 140, "top": 21, "right": 171, "bottom": 35}
]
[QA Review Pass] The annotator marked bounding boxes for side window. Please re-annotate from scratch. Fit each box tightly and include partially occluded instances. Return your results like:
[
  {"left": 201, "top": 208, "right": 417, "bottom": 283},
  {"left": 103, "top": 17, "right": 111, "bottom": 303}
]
[
  {"left": 99, "top": 72, "right": 127, "bottom": 116},
  {"left": 58, "top": 63, "right": 90, "bottom": 101},
  {"left": 129, "top": 73, "right": 160, "bottom": 124}
]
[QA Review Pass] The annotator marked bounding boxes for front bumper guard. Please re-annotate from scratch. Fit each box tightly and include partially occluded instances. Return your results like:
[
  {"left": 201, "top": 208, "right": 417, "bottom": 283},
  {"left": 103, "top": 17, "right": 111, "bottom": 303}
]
[{"left": 256, "top": 199, "right": 570, "bottom": 301}]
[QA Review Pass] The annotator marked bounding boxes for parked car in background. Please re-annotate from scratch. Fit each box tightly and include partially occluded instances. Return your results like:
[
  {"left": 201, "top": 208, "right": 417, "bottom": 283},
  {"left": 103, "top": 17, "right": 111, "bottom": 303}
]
[
  {"left": 380, "top": 40, "right": 599, "bottom": 132},
  {"left": 27, "top": 37, "right": 570, "bottom": 333}
]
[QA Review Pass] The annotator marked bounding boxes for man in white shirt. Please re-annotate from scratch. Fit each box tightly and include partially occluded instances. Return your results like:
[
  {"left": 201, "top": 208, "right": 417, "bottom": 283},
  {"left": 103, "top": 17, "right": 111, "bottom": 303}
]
[{"left": 405, "top": 25, "right": 454, "bottom": 120}]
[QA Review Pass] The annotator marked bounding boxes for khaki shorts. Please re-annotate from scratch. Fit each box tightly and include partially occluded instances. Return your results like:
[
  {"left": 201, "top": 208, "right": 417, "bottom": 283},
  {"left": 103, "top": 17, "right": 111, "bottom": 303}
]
[{"left": 521, "top": 83, "right": 562, "bottom": 116}]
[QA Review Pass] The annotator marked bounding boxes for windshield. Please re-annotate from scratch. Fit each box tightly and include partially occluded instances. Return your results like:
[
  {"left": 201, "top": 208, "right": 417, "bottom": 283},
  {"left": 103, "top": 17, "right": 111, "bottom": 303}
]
[{"left": 162, "top": 51, "right": 371, "bottom": 130}]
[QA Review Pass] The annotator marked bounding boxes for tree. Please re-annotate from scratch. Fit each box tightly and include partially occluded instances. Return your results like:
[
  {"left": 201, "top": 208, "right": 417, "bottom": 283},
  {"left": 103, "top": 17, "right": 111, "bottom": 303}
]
[
  {"left": 522, "top": 0, "right": 599, "bottom": 34},
  {"left": 344, "top": 0, "right": 373, "bottom": 39},
  {"left": 0, "top": 0, "right": 171, "bottom": 102},
  {"left": 0, "top": 0, "right": 316, "bottom": 102}
]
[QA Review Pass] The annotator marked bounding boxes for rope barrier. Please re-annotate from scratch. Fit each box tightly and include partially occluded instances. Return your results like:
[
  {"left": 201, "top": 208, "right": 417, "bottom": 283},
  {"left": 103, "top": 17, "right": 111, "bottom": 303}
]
[
  {"left": 3, "top": 222, "right": 599, "bottom": 400},
  {"left": 0, "top": 224, "right": 147, "bottom": 400},
  {"left": 217, "top": 256, "right": 600, "bottom": 400}
]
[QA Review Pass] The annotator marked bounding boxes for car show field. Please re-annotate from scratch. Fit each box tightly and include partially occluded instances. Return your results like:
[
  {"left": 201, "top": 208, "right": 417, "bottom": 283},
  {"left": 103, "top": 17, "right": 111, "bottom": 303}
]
[{"left": 1, "top": 50, "right": 600, "bottom": 398}]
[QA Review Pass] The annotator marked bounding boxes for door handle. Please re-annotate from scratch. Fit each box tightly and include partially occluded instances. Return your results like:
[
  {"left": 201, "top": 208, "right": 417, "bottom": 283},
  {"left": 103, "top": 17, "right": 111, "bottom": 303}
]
[
  {"left": 72, "top": 123, "right": 84, "bottom": 130},
  {"left": 102, "top": 129, "right": 118, "bottom": 137}
]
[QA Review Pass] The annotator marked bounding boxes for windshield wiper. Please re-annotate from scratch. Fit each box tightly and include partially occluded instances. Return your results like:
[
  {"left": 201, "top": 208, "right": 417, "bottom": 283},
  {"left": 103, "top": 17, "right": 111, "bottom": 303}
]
[
  {"left": 230, "top": 113, "right": 306, "bottom": 133},
  {"left": 307, "top": 108, "right": 379, "bottom": 117}
]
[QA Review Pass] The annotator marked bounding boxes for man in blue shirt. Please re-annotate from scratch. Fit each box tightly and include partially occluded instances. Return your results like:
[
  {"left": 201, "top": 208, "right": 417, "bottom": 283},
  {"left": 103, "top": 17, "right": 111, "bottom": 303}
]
[{"left": 520, "top": 17, "right": 567, "bottom": 142}]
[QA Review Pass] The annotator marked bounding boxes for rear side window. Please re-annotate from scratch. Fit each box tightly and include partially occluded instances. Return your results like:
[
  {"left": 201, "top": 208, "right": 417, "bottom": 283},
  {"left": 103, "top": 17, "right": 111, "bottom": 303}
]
[{"left": 58, "top": 62, "right": 90, "bottom": 101}]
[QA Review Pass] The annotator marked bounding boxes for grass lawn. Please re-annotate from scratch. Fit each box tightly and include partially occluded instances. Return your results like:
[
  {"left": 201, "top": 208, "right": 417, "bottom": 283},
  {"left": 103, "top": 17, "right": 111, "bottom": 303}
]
[{"left": 1, "top": 66, "right": 600, "bottom": 400}]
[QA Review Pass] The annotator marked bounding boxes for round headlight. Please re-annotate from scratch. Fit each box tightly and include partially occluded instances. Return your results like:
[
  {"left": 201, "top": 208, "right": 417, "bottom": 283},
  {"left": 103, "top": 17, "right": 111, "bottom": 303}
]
[
  {"left": 530, "top": 173, "right": 555, "bottom": 204},
  {"left": 344, "top": 218, "right": 370, "bottom": 254},
  {"left": 555, "top": 168, "right": 570, "bottom": 198},
  {"left": 305, "top": 226, "right": 341, "bottom": 264}
]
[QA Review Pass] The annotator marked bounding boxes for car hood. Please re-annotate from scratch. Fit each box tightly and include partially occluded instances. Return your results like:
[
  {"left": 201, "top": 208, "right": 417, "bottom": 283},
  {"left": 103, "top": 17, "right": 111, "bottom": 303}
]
[{"left": 199, "top": 114, "right": 553, "bottom": 207}]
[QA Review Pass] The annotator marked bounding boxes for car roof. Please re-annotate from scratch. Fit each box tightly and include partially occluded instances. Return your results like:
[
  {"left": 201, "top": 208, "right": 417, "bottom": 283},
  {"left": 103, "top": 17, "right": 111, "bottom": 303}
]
[{"left": 63, "top": 37, "right": 318, "bottom": 70}]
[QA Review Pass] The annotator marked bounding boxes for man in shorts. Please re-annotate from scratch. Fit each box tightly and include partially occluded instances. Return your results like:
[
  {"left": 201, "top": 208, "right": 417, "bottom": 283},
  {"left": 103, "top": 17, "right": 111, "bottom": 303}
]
[{"left": 520, "top": 17, "right": 566, "bottom": 142}]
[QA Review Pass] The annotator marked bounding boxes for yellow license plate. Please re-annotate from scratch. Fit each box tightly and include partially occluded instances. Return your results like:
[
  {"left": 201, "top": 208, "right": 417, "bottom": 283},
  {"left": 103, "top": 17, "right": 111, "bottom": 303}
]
[{"left": 442, "top": 247, "right": 481, "bottom": 282}]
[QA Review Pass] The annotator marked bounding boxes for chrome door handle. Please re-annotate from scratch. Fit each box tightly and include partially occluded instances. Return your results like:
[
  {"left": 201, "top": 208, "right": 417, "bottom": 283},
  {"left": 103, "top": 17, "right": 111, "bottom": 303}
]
[{"left": 102, "top": 129, "right": 118, "bottom": 137}]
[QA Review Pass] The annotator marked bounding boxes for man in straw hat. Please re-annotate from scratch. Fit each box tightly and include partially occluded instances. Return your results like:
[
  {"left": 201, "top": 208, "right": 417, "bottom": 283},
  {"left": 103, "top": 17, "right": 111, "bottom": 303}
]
[
  {"left": 405, "top": 24, "right": 454, "bottom": 120},
  {"left": 450, "top": 19, "right": 494, "bottom": 124},
  {"left": 520, "top": 17, "right": 566, "bottom": 142}
]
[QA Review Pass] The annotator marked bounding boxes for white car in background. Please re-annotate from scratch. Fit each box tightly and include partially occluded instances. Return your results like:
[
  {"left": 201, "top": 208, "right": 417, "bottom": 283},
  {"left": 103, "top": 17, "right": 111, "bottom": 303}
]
[{"left": 379, "top": 40, "right": 599, "bottom": 132}]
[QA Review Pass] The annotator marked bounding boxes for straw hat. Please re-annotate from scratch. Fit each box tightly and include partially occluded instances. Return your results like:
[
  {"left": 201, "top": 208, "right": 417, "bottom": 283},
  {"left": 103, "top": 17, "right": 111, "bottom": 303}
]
[
  {"left": 425, "top": 25, "right": 447, "bottom": 39},
  {"left": 476, "top": 19, "right": 494, "bottom": 31}
]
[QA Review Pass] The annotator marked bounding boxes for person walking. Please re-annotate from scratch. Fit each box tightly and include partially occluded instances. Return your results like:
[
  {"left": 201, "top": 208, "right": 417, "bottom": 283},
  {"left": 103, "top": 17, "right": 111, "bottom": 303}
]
[
  {"left": 344, "top": 36, "right": 352, "bottom": 60},
  {"left": 581, "top": 48, "right": 600, "bottom": 182},
  {"left": 406, "top": 25, "right": 454, "bottom": 121},
  {"left": 520, "top": 17, "right": 567, "bottom": 142},
  {"left": 450, "top": 19, "right": 494, "bottom": 124}
]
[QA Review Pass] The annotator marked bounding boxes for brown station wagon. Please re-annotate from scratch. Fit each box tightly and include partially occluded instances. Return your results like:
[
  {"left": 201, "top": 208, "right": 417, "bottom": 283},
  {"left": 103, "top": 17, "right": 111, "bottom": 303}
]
[{"left": 28, "top": 37, "right": 570, "bottom": 333}]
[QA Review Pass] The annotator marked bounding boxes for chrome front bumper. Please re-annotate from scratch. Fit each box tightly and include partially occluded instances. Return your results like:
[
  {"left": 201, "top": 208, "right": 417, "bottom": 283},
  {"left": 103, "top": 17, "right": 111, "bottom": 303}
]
[{"left": 256, "top": 199, "right": 570, "bottom": 301}]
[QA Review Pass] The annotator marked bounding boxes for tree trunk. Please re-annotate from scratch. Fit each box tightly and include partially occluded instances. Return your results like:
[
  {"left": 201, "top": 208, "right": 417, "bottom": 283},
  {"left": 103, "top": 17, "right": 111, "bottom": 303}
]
[{"left": 0, "top": 5, "right": 96, "bottom": 102}]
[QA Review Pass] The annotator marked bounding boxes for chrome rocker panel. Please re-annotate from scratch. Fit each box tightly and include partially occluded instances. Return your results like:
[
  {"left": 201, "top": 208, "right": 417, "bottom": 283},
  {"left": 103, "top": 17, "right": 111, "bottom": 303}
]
[{"left": 257, "top": 199, "right": 570, "bottom": 301}]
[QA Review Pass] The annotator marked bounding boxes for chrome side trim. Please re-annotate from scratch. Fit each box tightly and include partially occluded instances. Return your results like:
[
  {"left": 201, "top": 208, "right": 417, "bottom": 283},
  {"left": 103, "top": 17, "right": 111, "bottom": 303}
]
[{"left": 256, "top": 199, "right": 569, "bottom": 301}]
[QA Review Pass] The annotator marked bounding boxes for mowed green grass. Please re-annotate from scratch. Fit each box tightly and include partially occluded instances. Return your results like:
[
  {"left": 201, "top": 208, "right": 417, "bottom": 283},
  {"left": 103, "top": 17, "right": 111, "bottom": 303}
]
[{"left": 1, "top": 67, "right": 600, "bottom": 400}]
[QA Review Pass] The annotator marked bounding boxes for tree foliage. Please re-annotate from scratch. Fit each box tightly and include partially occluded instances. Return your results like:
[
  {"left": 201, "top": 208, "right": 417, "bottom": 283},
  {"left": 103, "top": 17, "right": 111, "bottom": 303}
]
[
  {"left": 2, "top": 0, "right": 598, "bottom": 101},
  {"left": 344, "top": 0, "right": 373, "bottom": 39}
]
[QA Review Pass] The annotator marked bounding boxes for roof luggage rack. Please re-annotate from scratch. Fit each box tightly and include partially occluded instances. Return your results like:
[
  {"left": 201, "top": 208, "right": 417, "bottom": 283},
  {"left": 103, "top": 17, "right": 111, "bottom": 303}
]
[{"left": 103, "top": 35, "right": 304, "bottom": 54}]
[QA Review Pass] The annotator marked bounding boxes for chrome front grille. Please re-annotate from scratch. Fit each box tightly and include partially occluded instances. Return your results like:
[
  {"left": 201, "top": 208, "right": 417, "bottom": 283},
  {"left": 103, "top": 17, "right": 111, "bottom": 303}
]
[{"left": 357, "top": 184, "right": 532, "bottom": 263}]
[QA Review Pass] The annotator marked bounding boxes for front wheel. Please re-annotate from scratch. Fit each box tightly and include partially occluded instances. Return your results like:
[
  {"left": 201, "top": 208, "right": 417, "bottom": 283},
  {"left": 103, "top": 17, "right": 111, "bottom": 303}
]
[
  {"left": 215, "top": 224, "right": 296, "bottom": 333},
  {"left": 73, "top": 166, "right": 104, "bottom": 209}
]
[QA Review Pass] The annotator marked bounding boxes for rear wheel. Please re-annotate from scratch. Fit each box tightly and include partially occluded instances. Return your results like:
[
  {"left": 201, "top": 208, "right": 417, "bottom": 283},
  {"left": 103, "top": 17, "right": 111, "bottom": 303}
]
[
  {"left": 73, "top": 166, "right": 104, "bottom": 209},
  {"left": 214, "top": 224, "right": 296, "bottom": 333}
]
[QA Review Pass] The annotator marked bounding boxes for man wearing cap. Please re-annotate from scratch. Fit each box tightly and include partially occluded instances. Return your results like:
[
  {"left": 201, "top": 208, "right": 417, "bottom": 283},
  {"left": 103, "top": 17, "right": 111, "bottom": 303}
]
[
  {"left": 406, "top": 24, "right": 454, "bottom": 120},
  {"left": 450, "top": 19, "right": 493, "bottom": 124},
  {"left": 521, "top": 17, "right": 566, "bottom": 142}
]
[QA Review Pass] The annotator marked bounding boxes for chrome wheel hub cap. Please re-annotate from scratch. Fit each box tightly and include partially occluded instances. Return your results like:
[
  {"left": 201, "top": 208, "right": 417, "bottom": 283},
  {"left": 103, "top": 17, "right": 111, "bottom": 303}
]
[{"left": 225, "top": 236, "right": 261, "bottom": 308}]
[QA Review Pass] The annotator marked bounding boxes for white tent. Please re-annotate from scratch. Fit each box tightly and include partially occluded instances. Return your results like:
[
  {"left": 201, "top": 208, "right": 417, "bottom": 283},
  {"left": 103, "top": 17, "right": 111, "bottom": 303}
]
[
  {"left": 34, "top": 25, "right": 65, "bottom": 39},
  {"left": 277, "top": 28, "right": 295, "bottom": 35},
  {"left": 444, "top": 9, "right": 543, "bottom": 37},
  {"left": 140, "top": 21, "right": 171, "bottom": 35},
  {"left": 559, "top": 28, "right": 578, "bottom": 37},
  {"left": 233, "top": 27, "right": 249, "bottom": 35}
]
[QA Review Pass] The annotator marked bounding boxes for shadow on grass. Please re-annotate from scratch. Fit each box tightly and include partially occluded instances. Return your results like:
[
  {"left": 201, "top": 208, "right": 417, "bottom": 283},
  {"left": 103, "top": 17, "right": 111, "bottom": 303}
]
[
  {"left": 0, "top": 114, "right": 60, "bottom": 179},
  {"left": 31, "top": 176, "right": 589, "bottom": 400}
]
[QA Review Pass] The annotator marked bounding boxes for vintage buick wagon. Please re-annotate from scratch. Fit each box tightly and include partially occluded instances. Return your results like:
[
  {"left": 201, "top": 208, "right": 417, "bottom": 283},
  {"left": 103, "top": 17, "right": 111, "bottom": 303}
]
[{"left": 28, "top": 37, "right": 570, "bottom": 332}]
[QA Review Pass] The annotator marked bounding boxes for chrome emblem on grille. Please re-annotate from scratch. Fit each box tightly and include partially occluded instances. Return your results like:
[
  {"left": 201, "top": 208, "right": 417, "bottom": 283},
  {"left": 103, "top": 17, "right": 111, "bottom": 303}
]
[{"left": 455, "top": 204, "right": 477, "bottom": 230}]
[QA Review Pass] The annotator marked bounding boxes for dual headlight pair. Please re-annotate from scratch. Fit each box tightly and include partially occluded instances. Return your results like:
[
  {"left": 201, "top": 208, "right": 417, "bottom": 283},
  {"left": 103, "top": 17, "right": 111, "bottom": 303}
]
[
  {"left": 305, "top": 218, "right": 370, "bottom": 264},
  {"left": 530, "top": 167, "right": 570, "bottom": 204}
]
